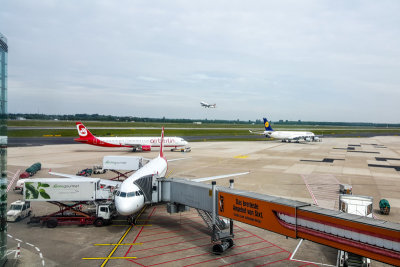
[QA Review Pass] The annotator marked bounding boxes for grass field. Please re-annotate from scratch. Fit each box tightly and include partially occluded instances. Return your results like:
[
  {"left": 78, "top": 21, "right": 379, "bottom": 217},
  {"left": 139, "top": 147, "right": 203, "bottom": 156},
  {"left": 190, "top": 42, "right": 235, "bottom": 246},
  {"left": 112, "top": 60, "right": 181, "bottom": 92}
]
[{"left": 7, "top": 120, "right": 400, "bottom": 138}]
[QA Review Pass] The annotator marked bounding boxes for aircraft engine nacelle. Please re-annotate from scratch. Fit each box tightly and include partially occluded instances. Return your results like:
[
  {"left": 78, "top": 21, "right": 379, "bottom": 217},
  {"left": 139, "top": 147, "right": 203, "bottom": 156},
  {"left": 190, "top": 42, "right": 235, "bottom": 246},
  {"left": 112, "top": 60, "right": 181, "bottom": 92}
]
[
  {"left": 313, "top": 137, "right": 320, "bottom": 142},
  {"left": 142, "top": 145, "right": 151, "bottom": 151},
  {"left": 305, "top": 137, "right": 311, "bottom": 142}
]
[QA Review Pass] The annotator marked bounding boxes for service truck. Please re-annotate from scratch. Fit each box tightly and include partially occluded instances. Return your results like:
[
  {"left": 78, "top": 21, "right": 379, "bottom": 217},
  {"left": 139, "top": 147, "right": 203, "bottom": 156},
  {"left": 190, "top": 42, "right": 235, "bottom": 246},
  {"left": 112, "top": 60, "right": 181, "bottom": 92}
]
[
  {"left": 7, "top": 200, "right": 32, "bottom": 222},
  {"left": 23, "top": 178, "right": 116, "bottom": 227},
  {"left": 337, "top": 195, "right": 372, "bottom": 267}
]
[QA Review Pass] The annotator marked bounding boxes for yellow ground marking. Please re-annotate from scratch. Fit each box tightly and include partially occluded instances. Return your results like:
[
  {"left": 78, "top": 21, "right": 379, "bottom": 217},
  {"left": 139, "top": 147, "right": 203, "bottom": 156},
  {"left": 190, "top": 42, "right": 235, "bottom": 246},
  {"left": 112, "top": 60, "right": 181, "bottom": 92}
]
[
  {"left": 96, "top": 205, "right": 147, "bottom": 266},
  {"left": 94, "top": 243, "right": 142, "bottom": 246},
  {"left": 234, "top": 155, "right": 248, "bottom": 159},
  {"left": 166, "top": 168, "right": 175, "bottom": 178},
  {"left": 83, "top": 257, "right": 137, "bottom": 260}
]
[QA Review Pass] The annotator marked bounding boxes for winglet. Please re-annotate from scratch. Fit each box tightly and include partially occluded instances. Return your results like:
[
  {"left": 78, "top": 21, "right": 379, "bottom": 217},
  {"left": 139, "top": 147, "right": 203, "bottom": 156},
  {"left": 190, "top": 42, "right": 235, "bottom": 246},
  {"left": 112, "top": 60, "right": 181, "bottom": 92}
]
[{"left": 160, "top": 127, "right": 165, "bottom": 158}]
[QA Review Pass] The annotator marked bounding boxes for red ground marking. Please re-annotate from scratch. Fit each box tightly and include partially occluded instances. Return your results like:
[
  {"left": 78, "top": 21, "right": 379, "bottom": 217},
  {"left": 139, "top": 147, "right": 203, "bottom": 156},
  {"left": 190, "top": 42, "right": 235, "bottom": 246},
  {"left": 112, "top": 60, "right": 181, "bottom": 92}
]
[
  {"left": 182, "top": 245, "right": 277, "bottom": 267},
  {"left": 220, "top": 250, "right": 287, "bottom": 267}
]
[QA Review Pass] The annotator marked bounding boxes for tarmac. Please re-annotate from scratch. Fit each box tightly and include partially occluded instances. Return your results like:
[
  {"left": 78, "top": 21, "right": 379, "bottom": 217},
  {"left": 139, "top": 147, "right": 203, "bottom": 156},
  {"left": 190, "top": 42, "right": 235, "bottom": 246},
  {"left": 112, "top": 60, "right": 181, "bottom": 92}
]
[{"left": 5, "top": 136, "right": 399, "bottom": 266}]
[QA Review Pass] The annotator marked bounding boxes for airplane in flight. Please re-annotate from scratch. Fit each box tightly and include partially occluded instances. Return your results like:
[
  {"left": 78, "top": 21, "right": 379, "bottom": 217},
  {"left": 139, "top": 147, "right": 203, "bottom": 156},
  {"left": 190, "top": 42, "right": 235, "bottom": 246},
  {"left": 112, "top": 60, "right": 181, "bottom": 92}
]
[
  {"left": 200, "top": 101, "right": 216, "bottom": 108},
  {"left": 74, "top": 122, "right": 189, "bottom": 152},
  {"left": 249, "top": 118, "right": 320, "bottom": 142},
  {"left": 51, "top": 127, "right": 249, "bottom": 218}
]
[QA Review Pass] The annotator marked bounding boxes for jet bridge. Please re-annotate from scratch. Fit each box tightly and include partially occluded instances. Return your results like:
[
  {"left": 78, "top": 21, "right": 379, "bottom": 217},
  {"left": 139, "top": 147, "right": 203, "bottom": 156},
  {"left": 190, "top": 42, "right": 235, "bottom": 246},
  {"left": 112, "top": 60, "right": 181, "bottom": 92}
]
[{"left": 133, "top": 176, "right": 400, "bottom": 266}]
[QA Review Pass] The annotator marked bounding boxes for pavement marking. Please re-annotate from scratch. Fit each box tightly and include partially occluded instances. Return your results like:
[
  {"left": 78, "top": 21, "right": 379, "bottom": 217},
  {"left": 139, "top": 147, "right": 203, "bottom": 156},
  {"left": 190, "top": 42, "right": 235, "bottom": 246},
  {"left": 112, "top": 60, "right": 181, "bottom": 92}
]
[
  {"left": 111, "top": 224, "right": 152, "bottom": 227},
  {"left": 234, "top": 155, "right": 248, "bottom": 159},
  {"left": 15, "top": 239, "right": 22, "bottom": 242},
  {"left": 26, "top": 243, "right": 34, "bottom": 247},
  {"left": 35, "top": 247, "right": 40, "bottom": 252},
  {"left": 94, "top": 243, "right": 142, "bottom": 246},
  {"left": 83, "top": 257, "right": 137, "bottom": 260},
  {"left": 166, "top": 168, "right": 175, "bottom": 178},
  {"left": 7, "top": 169, "right": 20, "bottom": 192},
  {"left": 7, "top": 234, "right": 45, "bottom": 266},
  {"left": 7, "top": 235, "right": 12, "bottom": 238}
]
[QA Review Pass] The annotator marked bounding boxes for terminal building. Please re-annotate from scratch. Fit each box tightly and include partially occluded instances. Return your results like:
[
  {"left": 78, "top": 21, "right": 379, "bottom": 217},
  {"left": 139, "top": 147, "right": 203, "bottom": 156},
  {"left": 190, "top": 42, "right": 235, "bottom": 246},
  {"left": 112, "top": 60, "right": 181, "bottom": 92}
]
[{"left": 0, "top": 31, "right": 8, "bottom": 266}]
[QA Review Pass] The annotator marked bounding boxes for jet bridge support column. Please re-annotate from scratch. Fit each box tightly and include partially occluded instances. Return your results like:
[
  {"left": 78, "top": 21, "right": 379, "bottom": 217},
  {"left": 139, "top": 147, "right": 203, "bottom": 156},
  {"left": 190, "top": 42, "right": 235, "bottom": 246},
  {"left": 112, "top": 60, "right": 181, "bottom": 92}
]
[
  {"left": 212, "top": 181, "right": 217, "bottom": 241},
  {"left": 229, "top": 179, "right": 234, "bottom": 237}
]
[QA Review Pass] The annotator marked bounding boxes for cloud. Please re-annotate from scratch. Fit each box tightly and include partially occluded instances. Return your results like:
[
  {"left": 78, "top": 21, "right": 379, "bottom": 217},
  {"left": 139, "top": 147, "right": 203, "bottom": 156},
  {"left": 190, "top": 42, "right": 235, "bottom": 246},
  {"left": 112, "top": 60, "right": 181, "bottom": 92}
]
[{"left": 1, "top": 1, "right": 400, "bottom": 122}]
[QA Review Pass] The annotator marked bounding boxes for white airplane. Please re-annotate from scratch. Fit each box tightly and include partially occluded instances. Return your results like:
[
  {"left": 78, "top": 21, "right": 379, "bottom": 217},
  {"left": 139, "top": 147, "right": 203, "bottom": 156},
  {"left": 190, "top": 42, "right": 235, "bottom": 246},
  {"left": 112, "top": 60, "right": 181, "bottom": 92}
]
[
  {"left": 249, "top": 118, "right": 320, "bottom": 142},
  {"left": 74, "top": 121, "right": 188, "bottom": 152},
  {"left": 51, "top": 127, "right": 249, "bottom": 217},
  {"left": 200, "top": 101, "right": 216, "bottom": 108}
]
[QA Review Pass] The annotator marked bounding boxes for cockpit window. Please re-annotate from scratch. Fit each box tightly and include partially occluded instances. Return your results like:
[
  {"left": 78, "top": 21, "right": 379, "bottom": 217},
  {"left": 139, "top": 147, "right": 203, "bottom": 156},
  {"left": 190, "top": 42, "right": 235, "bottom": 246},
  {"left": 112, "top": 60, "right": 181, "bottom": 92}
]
[
  {"left": 127, "top": 192, "right": 136, "bottom": 197},
  {"left": 139, "top": 190, "right": 144, "bottom": 195},
  {"left": 120, "top": 192, "right": 127, "bottom": 197},
  {"left": 115, "top": 190, "right": 120, "bottom": 196}
]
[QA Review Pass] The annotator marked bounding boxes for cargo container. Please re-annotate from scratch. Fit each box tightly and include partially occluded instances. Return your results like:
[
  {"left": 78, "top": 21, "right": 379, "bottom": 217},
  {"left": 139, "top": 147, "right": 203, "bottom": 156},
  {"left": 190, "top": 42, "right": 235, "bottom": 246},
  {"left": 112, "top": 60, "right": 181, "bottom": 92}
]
[{"left": 102, "top": 156, "right": 143, "bottom": 171}]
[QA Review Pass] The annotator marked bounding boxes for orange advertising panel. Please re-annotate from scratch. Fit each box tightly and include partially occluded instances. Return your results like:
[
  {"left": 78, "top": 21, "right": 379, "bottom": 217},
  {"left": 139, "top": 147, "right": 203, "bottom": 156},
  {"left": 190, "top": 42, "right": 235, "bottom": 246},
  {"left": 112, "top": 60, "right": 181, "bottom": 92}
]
[{"left": 218, "top": 191, "right": 297, "bottom": 238}]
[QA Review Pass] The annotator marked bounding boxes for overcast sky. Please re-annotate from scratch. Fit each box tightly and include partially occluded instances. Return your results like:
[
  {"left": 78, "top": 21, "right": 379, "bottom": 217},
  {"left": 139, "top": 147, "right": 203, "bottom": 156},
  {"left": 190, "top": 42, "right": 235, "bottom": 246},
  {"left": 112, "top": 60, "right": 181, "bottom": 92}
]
[{"left": 1, "top": 1, "right": 400, "bottom": 122}]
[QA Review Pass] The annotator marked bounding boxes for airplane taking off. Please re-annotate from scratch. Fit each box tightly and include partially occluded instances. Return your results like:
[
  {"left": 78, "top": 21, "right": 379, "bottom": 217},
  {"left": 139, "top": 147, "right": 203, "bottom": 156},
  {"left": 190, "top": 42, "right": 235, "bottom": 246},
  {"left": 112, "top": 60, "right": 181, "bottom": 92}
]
[
  {"left": 249, "top": 118, "right": 320, "bottom": 142},
  {"left": 74, "top": 122, "right": 188, "bottom": 152},
  {"left": 51, "top": 127, "right": 249, "bottom": 218},
  {"left": 200, "top": 101, "right": 216, "bottom": 108}
]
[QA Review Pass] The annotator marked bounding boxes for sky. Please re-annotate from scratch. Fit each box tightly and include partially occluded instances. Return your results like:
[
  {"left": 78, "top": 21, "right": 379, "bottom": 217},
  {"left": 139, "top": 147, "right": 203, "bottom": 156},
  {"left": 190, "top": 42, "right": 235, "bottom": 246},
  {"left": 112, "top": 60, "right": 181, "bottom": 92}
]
[{"left": 1, "top": 1, "right": 400, "bottom": 123}]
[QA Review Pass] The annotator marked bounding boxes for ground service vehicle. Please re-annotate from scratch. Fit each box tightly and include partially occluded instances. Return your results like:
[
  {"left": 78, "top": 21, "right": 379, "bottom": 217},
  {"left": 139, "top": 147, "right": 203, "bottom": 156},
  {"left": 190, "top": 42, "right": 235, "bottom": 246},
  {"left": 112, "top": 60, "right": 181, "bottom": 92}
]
[
  {"left": 76, "top": 168, "right": 92, "bottom": 177},
  {"left": 379, "top": 199, "right": 390, "bottom": 215},
  {"left": 7, "top": 200, "right": 32, "bottom": 222},
  {"left": 28, "top": 201, "right": 116, "bottom": 228},
  {"left": 93, "top": 165, "right": 107, "bottom": 174},
  {"left": 25, "top": 162, "right": 41, "bottom": 176},
  {"left": 338, "top": 195, "right": 372, "bottom": 267},
  {"left": 19, "top": 172, "right": 30, "bottom": 179}
]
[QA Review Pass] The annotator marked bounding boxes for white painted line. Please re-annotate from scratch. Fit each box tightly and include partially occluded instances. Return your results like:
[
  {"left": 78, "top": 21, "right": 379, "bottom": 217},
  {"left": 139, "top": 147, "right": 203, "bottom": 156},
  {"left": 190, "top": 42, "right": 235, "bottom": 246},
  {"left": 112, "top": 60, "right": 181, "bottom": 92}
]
[
  {"left": 15, "top": 239, "right": 22, "bottom": 242},
  {"left": 42, "top": 259, "right": 45, "bottom": 266},
  {"left": 35, "top": 247, "right": 40, "bottom": 252},
  {"left": 26, "top": 243, "right": 34, "bottom": 247},
  {"left": 39, "top": 253, "right": 43, "bottom": 258},
  {"left": 290, "top": 239, "right": 303, "bottom": 260},
  {"left": 7, "top": 234, "right": 12, "bottom": 238},
  {"left": 290, "top": 239, "right": 336, "bottom": 267},
  {"left": 7, "top": 169, "right": 21, "bottom": 192},
  {"left": 301, "top": 174, "right": 318, "bottom": 205}
]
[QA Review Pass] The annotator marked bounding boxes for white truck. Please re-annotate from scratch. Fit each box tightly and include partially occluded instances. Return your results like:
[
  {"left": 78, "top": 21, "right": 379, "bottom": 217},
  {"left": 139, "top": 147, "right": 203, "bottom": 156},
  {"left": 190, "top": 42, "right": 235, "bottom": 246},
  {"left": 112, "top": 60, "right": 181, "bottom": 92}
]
[
  {"left": 7, "top": 200, "right": 32, "bottom": 222},
  {"left": 337, "top": 195, "right": 372, "bottom": 267}
]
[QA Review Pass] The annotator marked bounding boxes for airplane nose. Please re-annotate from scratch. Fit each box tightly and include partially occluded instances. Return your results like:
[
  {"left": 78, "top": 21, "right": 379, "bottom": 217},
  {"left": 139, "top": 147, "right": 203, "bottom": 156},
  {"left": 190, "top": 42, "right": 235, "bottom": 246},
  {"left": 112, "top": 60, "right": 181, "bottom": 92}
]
[{"left": 115, "top": 197, "right": 136, "bottom": 216}]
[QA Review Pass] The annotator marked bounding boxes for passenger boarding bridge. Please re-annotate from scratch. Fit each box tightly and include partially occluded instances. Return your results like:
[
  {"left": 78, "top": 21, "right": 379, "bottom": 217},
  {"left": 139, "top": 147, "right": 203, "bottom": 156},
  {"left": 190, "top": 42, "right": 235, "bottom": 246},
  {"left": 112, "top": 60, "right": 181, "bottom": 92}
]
[{"left": 133, "top": 175, "right": 400, "bottom": 266}]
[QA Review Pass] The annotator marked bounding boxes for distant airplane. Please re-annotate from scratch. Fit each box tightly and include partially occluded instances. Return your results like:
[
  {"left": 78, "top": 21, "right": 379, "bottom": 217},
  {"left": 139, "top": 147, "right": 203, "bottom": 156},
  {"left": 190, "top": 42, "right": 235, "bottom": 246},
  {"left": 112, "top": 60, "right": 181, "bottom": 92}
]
[
  {"left": 74, "top": 122, "right": 189, "bottom": 151},
  {"left": 200, "top": 101, "right": 216, "bottom": 108},
  {"left": 249, "top": 118, "right": 320, "bottom": 142}
]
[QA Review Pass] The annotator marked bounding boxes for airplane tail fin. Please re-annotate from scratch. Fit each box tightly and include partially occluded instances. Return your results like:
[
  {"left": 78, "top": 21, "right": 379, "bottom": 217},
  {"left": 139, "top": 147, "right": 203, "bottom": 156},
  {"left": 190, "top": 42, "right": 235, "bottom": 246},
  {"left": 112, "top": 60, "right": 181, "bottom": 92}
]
[
  {"left": 263, "top": 118, "right": 274, "bottom": 131},
  {"left": 159, "top": 127, "right": 165, "bottom": 158},
  {"left": 75, "top": 122, "right": 95, "bottom": 139}
]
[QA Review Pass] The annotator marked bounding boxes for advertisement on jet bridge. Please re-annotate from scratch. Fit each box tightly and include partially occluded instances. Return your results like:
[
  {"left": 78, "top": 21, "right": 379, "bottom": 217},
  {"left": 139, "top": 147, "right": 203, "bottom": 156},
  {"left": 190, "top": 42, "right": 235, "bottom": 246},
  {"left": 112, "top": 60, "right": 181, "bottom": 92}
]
[
  {"left": 23, "top": 178, "right": 98, "bottom": 201},
  {"left": 103, "top": 156, "right": 142, "bottom": 171},
  {"left": 218, "top": 191, "right": 297, "bottom": 238}
]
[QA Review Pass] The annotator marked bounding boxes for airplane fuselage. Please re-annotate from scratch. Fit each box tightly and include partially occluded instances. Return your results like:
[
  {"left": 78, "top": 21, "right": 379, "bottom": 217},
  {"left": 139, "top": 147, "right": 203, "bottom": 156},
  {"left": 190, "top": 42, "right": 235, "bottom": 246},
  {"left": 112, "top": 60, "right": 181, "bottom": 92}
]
[
  {"left": 75, "top": 136, "right": 188, "bottom": 149},
  {"left": 266, "top": 131, "right": 315, "bottom": 141}
]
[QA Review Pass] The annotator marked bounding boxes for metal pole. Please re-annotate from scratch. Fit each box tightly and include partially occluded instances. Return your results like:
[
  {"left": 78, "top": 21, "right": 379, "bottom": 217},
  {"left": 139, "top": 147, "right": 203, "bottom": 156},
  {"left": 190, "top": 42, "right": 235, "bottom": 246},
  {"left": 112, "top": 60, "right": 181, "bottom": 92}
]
[
  {"left": 212, "top": 181, "right": 216, "bottom": 241},
  {"left": 229, "top": 179, "right": 234, "bottom": 237}
]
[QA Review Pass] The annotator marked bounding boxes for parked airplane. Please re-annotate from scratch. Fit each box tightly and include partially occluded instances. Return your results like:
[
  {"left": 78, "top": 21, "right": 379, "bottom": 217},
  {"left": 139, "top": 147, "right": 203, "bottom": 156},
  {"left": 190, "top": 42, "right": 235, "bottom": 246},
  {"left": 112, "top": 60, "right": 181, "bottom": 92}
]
[
  {"left": 249, "top": 118, "right": 320, "bottom": 142},
  {"left": 200, "top": 101, "right": 216, "bottom": 108},
  {"left": 74, "top": 122, "right": 189, "bottom": 151},
  {"left": 51, "top": 127, "right": 249, "bottom": 218}
]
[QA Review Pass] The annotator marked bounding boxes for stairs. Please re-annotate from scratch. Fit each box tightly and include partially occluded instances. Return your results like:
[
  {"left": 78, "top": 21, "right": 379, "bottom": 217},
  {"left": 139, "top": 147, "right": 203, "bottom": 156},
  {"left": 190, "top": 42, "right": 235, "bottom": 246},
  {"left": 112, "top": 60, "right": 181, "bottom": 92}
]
[{"left": 196, "top": 209, "right": 228, "bottom": 232}]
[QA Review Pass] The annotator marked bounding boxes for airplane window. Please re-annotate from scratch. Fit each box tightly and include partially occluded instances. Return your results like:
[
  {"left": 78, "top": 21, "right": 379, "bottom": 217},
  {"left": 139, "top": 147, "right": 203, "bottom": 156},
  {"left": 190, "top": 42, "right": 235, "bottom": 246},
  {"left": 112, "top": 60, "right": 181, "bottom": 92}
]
[
  {"left": 120, "top": 192, "right": 127, "bottom": 197},
  {"left": 127, "top": 192, "right": 135, "bottom": 197}
]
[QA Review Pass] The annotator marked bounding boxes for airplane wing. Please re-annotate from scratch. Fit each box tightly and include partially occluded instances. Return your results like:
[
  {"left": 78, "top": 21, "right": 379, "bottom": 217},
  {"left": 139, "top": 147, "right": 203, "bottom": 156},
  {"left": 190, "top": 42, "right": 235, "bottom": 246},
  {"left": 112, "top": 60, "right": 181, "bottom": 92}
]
[
  {"left": 192, "top": 171, "right": 249, "bottom": 182},
  {"left": 48, "top": 171, "right": 122, "bottom": 187},
  {"left": 249, "top": 130, "right": 269, "bottom": 136},
  {"left": 167, "top": 157, "right": 191, "bottom": 162}
]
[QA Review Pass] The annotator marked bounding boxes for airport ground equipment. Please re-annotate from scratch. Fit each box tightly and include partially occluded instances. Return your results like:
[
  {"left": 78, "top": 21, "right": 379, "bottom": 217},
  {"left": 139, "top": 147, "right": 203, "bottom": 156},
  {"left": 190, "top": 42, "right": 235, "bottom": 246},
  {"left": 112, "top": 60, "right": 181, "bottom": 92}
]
[
  {"left": 6, "top": 201, "right": 31, "bottom": 222},
  {"left": 103, "top": 156, "right": 143, "bottom": 181},
  {"left": 76, "top": 168, "right": 92, "bottom": 177},
  {"left": 337, "top": 195, "right": 373, "bottom": 266},
  {"left": 134, "top": 177, "right": 400, "bottom": 266},
  {"left": 170, "top": 147, "right": 191, "bottom": 152},
  {"left": 25, "top": 162, "right": 41, "bottom": 176},
  {"left": 22, "top": 178, "right": 114, "bottom": 201},
  {"left": 27, "top": 201, "right": 116, "bottom": 228},
  {"left": 339, "top": 184, "right": 352, "bottom": 195},
  {"left": 18, "top": 172, "right": 30, "bottom": 179},
  {"left": 93, "top": 165, "right": 107, "bottom": 174},
  {"left": 379, "top": 199, "right": 390, "bottom": 215}
]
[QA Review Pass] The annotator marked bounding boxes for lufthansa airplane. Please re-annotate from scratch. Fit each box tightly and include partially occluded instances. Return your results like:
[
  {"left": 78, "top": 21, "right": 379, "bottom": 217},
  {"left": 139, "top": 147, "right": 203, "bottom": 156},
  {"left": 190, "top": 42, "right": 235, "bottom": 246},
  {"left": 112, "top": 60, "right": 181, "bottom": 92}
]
[
  {"left": 51, "top": 127, "right": 249, "bottom": 217},
  {"left": 250, "top": 118, "right": 320, "bottom": 142},
  {"left": 74, "top": 122, "right": 188, "bottom": 152}
]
